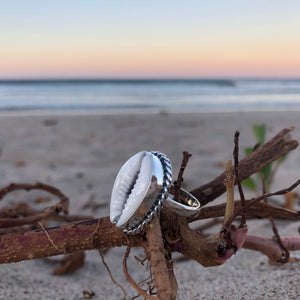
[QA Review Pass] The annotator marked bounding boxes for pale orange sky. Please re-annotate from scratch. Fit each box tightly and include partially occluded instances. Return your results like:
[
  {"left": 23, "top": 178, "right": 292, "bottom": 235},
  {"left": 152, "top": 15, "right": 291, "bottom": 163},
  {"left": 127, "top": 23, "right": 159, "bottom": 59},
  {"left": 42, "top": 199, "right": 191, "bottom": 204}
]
[{"left": 1, "top": 1, "right": 300, "bottom": 78}]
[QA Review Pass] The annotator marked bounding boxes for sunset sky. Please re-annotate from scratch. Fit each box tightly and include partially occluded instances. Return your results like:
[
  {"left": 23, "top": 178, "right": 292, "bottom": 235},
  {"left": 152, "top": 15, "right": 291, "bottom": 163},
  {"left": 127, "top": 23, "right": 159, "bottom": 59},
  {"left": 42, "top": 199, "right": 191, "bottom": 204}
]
[{"left": 1, "top": 1, "right": 300, "bottom": 79}]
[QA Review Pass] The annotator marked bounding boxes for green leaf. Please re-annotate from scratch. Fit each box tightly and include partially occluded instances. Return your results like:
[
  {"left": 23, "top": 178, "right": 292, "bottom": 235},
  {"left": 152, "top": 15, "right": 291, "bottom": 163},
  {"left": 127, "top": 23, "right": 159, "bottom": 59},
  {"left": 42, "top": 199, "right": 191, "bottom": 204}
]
[
  {"left": 244, "top": 147, "right": 254, "bottom": 156},
  {"left": 261, "top": 163, "right": 272, "bottom": 186},
  {"left": 276, "top": 154, "right": 287, "bottom": 164},
  {"left": 253, "top": 124, "right": 266, "bottom": 146},
  {"left": 241, "top": 177, "right": 257, "bottom": 190}
]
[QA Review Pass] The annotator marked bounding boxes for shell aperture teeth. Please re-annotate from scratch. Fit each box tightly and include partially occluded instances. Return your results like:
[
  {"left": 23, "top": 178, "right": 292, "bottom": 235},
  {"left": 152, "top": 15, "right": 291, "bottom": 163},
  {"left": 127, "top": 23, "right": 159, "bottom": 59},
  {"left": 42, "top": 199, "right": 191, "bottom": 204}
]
[
  {"left": 110, "top": 151, "right": 144, "bottom": 223},
  {"left": 110, "top": 151, "right": 154, "bottom": 227}
]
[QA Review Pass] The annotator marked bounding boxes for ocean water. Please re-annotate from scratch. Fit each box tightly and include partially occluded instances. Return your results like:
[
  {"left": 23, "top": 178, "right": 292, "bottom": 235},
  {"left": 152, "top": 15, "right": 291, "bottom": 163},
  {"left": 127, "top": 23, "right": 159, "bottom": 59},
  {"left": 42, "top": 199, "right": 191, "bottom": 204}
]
[{"left": 0, "top": 79, "right": 300, "bottom": 113}]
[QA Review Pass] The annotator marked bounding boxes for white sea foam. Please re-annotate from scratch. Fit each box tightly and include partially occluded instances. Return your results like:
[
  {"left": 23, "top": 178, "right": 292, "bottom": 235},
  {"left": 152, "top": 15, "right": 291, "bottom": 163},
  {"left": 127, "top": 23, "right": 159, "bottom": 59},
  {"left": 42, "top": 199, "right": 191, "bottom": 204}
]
[{"left": 0, "top": 79, "right": 300, "bottom": 113}]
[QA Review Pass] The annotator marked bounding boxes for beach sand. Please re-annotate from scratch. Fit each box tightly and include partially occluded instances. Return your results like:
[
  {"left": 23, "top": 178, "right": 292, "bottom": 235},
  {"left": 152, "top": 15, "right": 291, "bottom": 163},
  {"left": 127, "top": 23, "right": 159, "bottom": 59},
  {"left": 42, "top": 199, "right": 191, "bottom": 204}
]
[{"left": 0, "top": 111, "right": 299, "bottom": 300}]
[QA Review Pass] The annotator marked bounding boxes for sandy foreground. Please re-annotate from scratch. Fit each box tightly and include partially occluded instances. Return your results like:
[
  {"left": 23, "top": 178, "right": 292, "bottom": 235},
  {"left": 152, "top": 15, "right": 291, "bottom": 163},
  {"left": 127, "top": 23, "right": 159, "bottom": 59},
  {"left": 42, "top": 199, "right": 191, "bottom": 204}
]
[{"left": 0, "top": 110, "right": 299, "bottom": 300}]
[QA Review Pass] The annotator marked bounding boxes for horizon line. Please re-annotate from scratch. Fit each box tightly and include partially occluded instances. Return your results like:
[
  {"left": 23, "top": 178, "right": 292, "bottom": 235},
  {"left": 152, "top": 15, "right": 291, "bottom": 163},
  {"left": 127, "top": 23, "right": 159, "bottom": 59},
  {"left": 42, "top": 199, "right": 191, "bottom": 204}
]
[{"left": 1, "top": 76, "right": 300, "bottom": 82}]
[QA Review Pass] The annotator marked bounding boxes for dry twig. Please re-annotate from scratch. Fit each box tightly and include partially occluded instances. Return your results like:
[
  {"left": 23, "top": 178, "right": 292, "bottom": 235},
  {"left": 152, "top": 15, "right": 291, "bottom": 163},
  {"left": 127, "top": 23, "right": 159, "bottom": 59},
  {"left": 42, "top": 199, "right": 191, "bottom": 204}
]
[
  {"left": 224, "top": 179, "right": 300, "bottom": 228},
  {"left": 173, "top": 151, "right": 192, "bottom": 202},
  {"left": 233, "top": 131, "right": 247, "bottom": 226},
  {"left": 123, "top": 247, "right": 157, "bottom": 300},
  {"left": 0, "top": 183, "right": 69, "bottom": 228},
  {"left": 99, "top": 250, "right": 126, "bottom": 300}
]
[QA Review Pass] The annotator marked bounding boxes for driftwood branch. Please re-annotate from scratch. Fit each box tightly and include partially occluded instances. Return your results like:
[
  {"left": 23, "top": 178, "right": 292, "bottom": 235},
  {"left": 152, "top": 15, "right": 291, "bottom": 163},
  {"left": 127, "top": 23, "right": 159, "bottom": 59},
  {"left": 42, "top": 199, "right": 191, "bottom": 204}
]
[
  {"left": 0, "top": 217, "right": 140, "bottom": 264},
  {"left": 244, "top": 234, "right": 300, "bottom": 262},
  {"left": 0, "top": 214, "right": 222, "bottom": 268},
  {"left": 0, "top": 129, "right": 298, "bottom": 263},
  {"left": 0, "top": 128, "right": 299, "bottom": 299},
  {"left": 187, "top": 200, "right": 300, "bottom": 222},
  {"left": 145, "top": 216, "right": 177, "bottom": 299},
  {"left": 190, "top": 128, "right": 298, "bottom": 206}
]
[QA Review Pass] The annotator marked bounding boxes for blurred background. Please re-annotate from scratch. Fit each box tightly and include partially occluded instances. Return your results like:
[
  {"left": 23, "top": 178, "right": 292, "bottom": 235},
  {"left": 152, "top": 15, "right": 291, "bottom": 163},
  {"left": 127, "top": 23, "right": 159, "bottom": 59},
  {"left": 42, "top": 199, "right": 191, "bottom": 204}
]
[{"left": 0, "top": 0, "right": 300, "bottom": 112}]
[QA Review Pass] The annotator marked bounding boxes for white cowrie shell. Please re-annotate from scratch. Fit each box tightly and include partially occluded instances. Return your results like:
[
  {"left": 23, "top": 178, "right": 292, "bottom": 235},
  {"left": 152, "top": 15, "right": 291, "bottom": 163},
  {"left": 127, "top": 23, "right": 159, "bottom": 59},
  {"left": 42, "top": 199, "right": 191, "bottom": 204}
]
[{"left": 110, "top": 151, "right": 169, "bottom": 231}]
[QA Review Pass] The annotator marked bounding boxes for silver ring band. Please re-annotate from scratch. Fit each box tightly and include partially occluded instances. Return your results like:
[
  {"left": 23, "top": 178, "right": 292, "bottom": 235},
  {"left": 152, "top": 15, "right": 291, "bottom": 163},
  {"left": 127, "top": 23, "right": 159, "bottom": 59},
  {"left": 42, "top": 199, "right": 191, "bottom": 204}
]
[{"left": 165, "top": 188, "right": 201, "bottom": 217}]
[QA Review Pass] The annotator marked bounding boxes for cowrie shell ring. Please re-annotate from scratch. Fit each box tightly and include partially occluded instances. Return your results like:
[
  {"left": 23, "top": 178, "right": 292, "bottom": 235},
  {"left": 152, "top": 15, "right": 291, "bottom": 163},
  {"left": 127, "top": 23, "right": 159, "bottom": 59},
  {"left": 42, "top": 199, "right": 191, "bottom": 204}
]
[{"left": 110, "top": 151, "right": 201, "bottom": 235}]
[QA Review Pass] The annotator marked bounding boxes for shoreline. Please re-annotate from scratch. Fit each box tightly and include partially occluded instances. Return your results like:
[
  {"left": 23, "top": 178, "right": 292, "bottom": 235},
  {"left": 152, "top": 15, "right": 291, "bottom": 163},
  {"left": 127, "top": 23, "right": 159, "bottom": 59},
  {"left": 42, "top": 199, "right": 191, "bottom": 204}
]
[{"left": 1, "top": 107, "right": 300, "bottom": 117}]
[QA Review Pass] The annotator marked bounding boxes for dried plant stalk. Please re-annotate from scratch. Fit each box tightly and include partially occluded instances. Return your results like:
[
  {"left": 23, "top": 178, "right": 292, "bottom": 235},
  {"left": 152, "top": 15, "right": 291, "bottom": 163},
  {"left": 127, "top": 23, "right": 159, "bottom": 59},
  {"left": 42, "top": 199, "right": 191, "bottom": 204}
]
[{"left": 223, "top": 160, "right": 235, "bottom": 226}]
